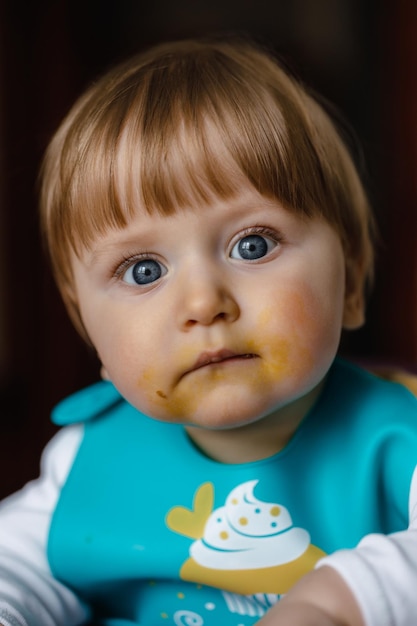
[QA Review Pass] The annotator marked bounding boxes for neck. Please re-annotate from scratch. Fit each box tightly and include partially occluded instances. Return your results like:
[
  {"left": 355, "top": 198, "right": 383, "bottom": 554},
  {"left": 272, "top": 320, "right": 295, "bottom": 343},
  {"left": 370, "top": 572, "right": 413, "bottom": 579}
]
[{"left": 185, "top": 381, "right": 324, "bottom": 464}]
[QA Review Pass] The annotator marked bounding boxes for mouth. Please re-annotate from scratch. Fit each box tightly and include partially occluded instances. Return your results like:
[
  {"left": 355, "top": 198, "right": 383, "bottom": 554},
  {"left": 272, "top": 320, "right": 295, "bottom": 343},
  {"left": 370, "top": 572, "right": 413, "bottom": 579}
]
[{"left": 183, "top": 349, "right": 258, "bottom": 378}]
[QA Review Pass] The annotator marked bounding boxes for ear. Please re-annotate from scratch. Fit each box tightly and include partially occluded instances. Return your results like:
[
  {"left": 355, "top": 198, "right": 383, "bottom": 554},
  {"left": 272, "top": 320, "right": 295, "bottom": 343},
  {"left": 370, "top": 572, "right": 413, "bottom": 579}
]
[{"left": 342, "top": 258, "right": 366, "bottom": 330}]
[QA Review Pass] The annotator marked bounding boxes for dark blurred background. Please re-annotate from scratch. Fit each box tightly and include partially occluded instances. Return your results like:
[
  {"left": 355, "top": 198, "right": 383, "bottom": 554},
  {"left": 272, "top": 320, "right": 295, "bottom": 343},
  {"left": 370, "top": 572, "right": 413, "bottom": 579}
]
[{"left": 0, "top": 0, "right": 416, "bottom": 498}]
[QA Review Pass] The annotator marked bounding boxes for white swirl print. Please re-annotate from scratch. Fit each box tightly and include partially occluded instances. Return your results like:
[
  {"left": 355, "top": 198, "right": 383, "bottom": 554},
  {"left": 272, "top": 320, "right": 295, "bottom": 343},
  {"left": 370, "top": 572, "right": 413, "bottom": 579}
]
[
  {"left": 222, "top": 592, "right": 280, "bottom": 616},
  {"left": 191, "top": 480, "right": 310, "bottom": 570},
  {"left": 174, "top": 610, "right": 204, "bottom": 626}
]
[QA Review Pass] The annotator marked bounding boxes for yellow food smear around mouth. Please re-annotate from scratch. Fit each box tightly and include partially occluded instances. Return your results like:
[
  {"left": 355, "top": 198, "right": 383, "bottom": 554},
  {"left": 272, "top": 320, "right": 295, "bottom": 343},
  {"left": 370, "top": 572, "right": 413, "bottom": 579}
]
[
  {"left": 141, "top": 340, "right": 292, "bottom": 421},
  {"left": 139, "top": 297, "right": 314, "bottom": 421}
]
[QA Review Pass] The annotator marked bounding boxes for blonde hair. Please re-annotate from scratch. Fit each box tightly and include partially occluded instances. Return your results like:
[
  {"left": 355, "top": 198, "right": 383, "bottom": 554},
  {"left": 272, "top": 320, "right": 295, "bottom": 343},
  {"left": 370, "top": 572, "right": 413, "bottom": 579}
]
[{"left": 40, "top": 36, "right": 375, "bottom": 338}]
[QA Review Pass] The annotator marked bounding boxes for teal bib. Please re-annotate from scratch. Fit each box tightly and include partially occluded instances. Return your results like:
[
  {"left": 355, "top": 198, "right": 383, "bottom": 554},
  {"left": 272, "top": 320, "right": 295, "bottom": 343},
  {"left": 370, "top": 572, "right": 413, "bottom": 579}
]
[{"left": 47, "top": 360, "right": 417, "bottom": 625}]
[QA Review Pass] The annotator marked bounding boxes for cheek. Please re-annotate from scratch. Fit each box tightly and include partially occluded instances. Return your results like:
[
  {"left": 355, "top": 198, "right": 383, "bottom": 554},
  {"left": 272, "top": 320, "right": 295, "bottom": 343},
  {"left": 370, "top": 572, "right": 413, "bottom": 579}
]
[
  {"left": 256, "top": 294, "right": 314, "bottom": 372},
  {"left": 83, "top": 304, "right": 160, "bottom": 393},
  {"left": 102, "top": 343, "right": 168, "bottom": 419},
  {"left": 256, "top": 285, "right": 344, "bottom": 379}
]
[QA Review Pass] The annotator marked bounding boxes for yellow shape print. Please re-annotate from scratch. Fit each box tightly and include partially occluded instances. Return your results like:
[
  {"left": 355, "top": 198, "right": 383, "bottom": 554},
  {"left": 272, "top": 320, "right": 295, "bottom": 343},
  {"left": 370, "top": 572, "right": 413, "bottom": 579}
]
[
  {"left": 166, "top": 482, "right": 214, "bottom": 540},
  {"left": 180, "top": 543, "right": 326, "bottom": 595},
  {"left": 169, "top": 480, "right": 327, "bottom": 596}
]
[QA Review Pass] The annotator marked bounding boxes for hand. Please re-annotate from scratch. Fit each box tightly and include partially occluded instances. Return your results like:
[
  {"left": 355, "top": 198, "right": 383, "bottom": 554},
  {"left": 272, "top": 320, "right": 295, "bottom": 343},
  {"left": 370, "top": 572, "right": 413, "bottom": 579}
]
[
  {"left": 258, "top": 603, "right": 346, "bottom": 626},
  {"left": 257, "top": 567, "right": 364, "bottom": 626}
]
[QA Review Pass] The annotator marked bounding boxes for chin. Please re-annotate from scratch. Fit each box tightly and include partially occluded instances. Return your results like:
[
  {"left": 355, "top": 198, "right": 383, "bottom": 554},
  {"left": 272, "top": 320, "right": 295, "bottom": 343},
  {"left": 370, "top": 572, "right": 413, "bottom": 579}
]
[{"left": 190, "top": 406, "right": 272, "bottom": 431}]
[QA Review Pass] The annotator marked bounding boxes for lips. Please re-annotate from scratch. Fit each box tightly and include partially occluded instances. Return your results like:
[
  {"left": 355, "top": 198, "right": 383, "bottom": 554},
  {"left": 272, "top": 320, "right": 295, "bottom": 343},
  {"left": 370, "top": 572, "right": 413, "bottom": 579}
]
[{"left": 187, "top": 349, "right": 257, "bottom": 375}]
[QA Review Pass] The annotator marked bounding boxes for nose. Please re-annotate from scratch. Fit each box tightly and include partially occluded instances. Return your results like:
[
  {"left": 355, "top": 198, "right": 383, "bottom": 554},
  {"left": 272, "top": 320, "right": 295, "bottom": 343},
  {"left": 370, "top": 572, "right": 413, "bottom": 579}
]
[{"left": 177, "top": 264, "right": 240, "bottom": 330}]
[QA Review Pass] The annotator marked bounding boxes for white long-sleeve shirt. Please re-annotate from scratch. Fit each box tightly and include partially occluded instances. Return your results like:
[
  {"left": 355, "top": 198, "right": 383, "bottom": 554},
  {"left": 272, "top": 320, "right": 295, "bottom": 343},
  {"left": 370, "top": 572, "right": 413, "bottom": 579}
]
[{"left": 0, "top": 426, "right": 87, "bottom": 626}]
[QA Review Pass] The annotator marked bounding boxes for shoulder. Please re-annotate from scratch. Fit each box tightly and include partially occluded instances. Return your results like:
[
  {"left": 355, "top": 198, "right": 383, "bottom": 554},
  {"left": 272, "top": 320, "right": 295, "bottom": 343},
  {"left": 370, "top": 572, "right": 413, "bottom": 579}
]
[
  {"left": 328, "top": 358, "right": 417, "bottom": 414},
  {"left": 316, "top": 358, "right": 417, "bottom": 448},
  {"left": 0, "top": 424, "right": 84, "bottom": 518},
  {"left": 51, "top": 381, "right": 124, "bottom": 426}
]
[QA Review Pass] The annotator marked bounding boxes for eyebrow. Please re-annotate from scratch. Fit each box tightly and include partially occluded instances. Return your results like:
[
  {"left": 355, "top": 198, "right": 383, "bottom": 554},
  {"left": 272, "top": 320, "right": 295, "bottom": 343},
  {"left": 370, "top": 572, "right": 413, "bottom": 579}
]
[{"left": 82, "top": 233, "right": 152, "bottom": 268}]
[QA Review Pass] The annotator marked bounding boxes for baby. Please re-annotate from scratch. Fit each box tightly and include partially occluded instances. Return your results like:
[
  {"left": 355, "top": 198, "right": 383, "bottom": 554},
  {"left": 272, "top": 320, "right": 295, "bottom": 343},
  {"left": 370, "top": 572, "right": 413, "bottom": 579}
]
[{"left": 0, "top": 36, "right": 416, "bottom": 626}]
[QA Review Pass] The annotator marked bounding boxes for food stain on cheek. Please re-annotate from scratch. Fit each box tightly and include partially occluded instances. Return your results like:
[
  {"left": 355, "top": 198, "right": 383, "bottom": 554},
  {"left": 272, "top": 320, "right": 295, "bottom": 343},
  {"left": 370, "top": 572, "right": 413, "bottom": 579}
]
[
  {"left": 255, "top": 298, "right": 314, "bottom": 380},
  {"left": 137, "top": 366, "right": 169, "bottom": 406},
  {"left": 154, "top": 390, "right": 201, "bottom": 421},
  {"left": 138, "top": 359, "right": 201, "bottom": 420},
  {"left": 150, "top": 345, "right": 199, "bottom": 413},
  {"left": 253, "top": 306, "right": 292, "bottom": 379},
  {"left": 256, "top": 306, "right": 274, "bottom": 328}
]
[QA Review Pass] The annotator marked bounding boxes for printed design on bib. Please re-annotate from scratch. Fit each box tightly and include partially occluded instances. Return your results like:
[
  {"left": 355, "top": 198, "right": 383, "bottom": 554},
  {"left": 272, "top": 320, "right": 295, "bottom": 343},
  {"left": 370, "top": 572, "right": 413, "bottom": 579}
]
[
  {"left": 143, "top": 579, "right": 280, "bottom": 625},
  {"left": 166, "top": 479, "right": 325, "bottom": 602}
]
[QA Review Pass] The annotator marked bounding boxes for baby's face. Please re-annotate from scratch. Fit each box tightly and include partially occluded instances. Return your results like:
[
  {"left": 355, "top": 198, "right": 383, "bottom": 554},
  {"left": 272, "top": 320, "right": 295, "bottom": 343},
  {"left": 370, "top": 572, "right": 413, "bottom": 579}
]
[{"left": 71, "top": 184, "right": 359, "bottom": 434}]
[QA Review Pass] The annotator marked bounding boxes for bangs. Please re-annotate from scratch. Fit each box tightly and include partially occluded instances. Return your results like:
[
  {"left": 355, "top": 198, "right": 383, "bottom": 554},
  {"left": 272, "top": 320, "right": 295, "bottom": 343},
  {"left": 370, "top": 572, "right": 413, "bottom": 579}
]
[{"left": 45, "top": 41, "right": 326, "bottom": 258}]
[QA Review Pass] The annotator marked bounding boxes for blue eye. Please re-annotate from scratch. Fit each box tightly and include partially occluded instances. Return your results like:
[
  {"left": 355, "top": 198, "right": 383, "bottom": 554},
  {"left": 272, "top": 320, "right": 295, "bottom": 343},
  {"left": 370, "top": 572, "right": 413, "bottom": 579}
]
[
  {"left": 231, "top": 234, "right": 275, "bottom": 261},
  {"left": 123, "top": 259, "right": 166, "bottom": 285}
]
